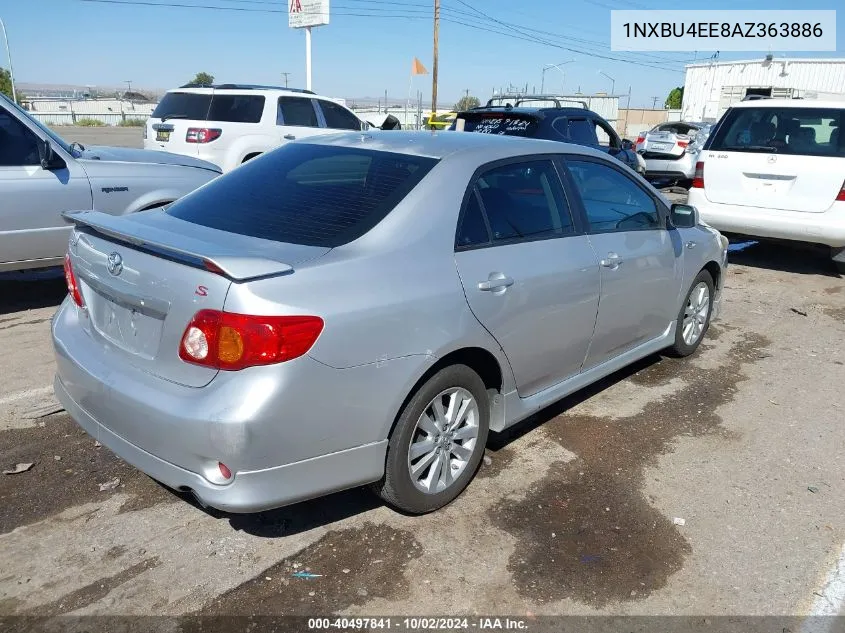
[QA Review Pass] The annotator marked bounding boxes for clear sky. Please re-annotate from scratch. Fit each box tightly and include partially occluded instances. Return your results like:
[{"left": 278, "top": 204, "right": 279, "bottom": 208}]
[{"left": 1, "top": 0, "right": 843, "bottom": 108}]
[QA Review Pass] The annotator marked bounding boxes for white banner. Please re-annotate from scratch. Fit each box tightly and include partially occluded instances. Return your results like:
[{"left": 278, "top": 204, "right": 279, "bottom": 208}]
[
  {"left": 289, "top": 0, "right": 330, "bottom": 29},
  {"left": 610, "top": 10, "right": 836, "bottom": 51}
]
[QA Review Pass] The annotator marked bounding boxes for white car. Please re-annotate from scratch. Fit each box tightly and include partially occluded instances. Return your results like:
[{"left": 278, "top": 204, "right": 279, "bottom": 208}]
[
  {"left": 688, "top": 99, "right": 845, "bottom": 272},
  {"left": 143, "top": 84, "right": 368, "bottom": 173},
  {"left": 0, "top": 93, "right": 220, "bottom": 272}
]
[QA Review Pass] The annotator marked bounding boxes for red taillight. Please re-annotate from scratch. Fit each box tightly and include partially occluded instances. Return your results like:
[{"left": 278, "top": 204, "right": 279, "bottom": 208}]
[
  {"left": 179, "top": 310, "right": 324, "bottom": 370},
  {"left": 691, "top": 161, "right": 705, "bottom": 189},
  {"left": 186, "top": 128, "right": 222, "bottom": 143},
  {"left": 836, "top": 179, "right": 845, "bottom": 202},
  {"left": 677, "top": 140, "right": 689, "bottom": 148},
  {"left": 63, "top": 253, "right": 84, "bottom": 307},
  {"left": 636, "top": 135, "right": 645, "bottom": 145},
  {"left": 218, "top": 462, "right": 232, "bottom": 480}
]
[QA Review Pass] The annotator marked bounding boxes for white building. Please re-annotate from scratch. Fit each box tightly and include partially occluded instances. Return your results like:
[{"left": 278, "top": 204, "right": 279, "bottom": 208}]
[{"left": 681, "top": 57, "right": 845, "bottom": 122}]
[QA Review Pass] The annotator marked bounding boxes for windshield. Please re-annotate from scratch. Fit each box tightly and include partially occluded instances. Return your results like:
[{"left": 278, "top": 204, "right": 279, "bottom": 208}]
[
  {"left": 0, "top": 93, "right": 73, "bottom": 155},
  {"left": 708, "top": 106, "right": 845, "bottom": 157}
]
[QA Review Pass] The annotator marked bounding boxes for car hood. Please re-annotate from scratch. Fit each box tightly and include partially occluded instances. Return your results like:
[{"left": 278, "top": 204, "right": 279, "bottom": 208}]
[{"left": 78, "top": 146, "right": 222, "bottom": 173}]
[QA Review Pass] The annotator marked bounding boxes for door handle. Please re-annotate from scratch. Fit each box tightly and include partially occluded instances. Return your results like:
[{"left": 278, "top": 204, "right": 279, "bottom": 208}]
[
  {"left": 686, "top": 241, "right": 697, "bottom": 249},
  {"left": 600, "top": 253, "right": 623, "bottom": 268},
  {"left": 283, "top": 134, "right": 296, "bottom": 140},
  {"left": 478, "top": 273, "right": 514, "bottom": 292}
]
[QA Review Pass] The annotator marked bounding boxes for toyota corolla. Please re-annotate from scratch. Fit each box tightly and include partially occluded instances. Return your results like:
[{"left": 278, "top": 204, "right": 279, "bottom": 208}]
[{"left": 52, "top": 131, "right": 727, "bottom": 514}]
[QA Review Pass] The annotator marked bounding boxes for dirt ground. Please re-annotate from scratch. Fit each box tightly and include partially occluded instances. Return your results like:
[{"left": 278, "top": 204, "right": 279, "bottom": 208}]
[{"left": 1, "top": 128, "right": 844, "bottom": 627}]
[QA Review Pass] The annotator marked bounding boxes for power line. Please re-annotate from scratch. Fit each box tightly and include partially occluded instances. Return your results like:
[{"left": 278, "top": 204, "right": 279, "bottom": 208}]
[{"left": 75, "top": 0, "right": 687, "bottom": 73}]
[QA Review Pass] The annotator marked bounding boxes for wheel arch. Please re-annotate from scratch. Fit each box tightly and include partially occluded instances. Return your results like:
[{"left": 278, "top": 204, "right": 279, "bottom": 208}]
[
  {"left": 702, "top": 260, "right": 722, "bottom": 289},
  {"left": 385, "top": 346, "right": 505, "bottom": 443}
]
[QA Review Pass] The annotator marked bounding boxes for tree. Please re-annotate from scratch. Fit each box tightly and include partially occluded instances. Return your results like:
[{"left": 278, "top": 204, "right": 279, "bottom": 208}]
[
  {"left": 0, "top": 67, "right": 23, "bottom": 103},
  {"left": 665, "top": 86, "right": 684, "bottom": 109},
  {"left": 189, "top": 72, "right": 215, "bottom": 86},
  {"left": 454, "top": 94, "right": 481, "bottom": 111}
]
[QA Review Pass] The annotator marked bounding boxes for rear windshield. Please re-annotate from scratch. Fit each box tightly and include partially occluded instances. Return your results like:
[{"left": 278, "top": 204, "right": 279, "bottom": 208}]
[
  {"left": 151, "top": 92, "right": 265, "bottom": 123},
  {"left": 166, "top": 144, "right": 438, "bottom": 247},
  {"left": 708, "top": 106, "right": 845, "bottom": 157},
  {"left": 455, "top": 113, "right": 539, "bottom": 137}
]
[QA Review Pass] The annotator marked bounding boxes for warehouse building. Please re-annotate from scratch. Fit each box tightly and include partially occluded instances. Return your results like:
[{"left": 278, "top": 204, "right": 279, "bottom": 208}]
[{"left": 681, "top": 57, "right": 845, "bottom": 122}]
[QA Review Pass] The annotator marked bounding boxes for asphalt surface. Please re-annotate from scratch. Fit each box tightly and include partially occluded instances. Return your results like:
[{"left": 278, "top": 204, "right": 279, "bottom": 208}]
[{"left": 1, "top": 127, "right": 844, "bottom": 624}]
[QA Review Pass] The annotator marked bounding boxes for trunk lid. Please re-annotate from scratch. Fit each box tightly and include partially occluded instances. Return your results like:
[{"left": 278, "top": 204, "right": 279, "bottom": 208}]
[
  {"left": 703, "top": 104, "right": 845, "bottom": 213},
  {"left": 702, "top": 152, "right": 845, "bottom": 213},
  {"left": 642, "top": 130, "right": 688, "bottom": 158},
  {"left": 65, "top": 210, "right": 329, "bottom": 387}
]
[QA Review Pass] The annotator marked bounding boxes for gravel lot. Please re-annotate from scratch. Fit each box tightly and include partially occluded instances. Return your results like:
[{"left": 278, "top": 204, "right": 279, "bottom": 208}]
[{"left": 1, "top": 128, "right": 843, "bottom": 624}]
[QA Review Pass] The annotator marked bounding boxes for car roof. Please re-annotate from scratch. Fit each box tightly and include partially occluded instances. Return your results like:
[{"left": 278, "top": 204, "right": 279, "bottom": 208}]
[
  {"left": 297, "top": 130, "right": 608, "bottom": 162},
  {"left": 165, "top": 85, "right": 322, "bottom": 98},
  {"left": 729, "top": 99, "right": 845, "bottom": 109}
]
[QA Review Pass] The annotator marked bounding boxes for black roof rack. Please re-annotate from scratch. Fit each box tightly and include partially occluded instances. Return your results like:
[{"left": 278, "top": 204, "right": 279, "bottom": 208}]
[
  {"left": 485, "top": 94, "right": 589, "bottom": 109},
  {"left": 177, "top": 83, "right": 315, "bottom": 94}
]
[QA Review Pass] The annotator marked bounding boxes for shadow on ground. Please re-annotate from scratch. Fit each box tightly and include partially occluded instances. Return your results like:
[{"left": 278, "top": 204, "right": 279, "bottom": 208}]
[
  {"left": 723, "top": 236, "right": 841, "bottom": 277},
  {"left": 0, "top": 270, "right": 67, "bottom": 315}
]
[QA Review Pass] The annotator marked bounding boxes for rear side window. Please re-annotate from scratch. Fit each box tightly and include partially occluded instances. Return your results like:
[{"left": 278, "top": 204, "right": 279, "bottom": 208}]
[
  {"left": 557, "top": 118, "right": 600, "bottom": 145},
  {"left": 708, "top": 106, "right": 845, "bottom": 157},
  {"left": 278, "top": 97, "right": 319, "bottom": 127},
  {"left": 473, "top": 160, "right": 573, "bottom": 242},
  {"left": 166, "top": 144, "right": 438, "bottom": 247},
  {"left": 207, "top": 94, "right": 265, "bottom": 123},
  {"left": 319, "top": 100, "right": 362, "bottom": 130},
  {"left": 457, "top": 113, "right": 539, "bottom": 137},
  {"left": 456, "top": 191, "right": 490, "bottom": 247},
  {"left": 151, "top": 92, "right": 211, "bottom": 120}
]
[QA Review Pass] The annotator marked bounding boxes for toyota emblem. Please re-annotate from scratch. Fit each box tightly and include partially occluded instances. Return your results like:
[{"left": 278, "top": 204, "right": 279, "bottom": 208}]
[{"left": 107, "top": 252, "right": 123, "bottom": 276}]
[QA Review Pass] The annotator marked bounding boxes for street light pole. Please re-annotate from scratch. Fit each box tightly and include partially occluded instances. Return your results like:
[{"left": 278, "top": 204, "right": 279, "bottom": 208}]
[
  {"left": 541, "top": 60, "right": 576, "bottom": 94},
  {"left": 0, "top": 18, "right": 17, "bottom": 104},
  {"left": 598, "top": 70, "right": 616, "bottom": 95}
]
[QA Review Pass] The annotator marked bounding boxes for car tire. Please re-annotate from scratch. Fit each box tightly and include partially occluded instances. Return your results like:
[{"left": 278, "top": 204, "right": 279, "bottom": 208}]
[
  {"left": 666, "top": 270, "right": 715, "bottom": 357},
  {"left": 373, "top": 364, "right": 489, "bottom": 514}
]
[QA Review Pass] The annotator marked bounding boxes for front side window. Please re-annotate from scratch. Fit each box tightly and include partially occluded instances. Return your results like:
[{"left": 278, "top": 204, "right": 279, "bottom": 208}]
[
  {"left": 166, "top": 144, "right": 438, "bottom": 248},
  {"left": 708, "top": 106, "right": 845, "bottom": 157},
  {"left": 0, "top": 106, "right": 40, "bottom": 166},
  {"left": 472, "top": 160, "right": 573, "bottom": 242},
  {"left": 277, "top": 97, "right": 319, "bottom": 127},
  {"left": 319, "top": 100, "right": 362, "bottom": 130},
  {"left": 566, "top": 159, "right": 660, "bottom": 232}
]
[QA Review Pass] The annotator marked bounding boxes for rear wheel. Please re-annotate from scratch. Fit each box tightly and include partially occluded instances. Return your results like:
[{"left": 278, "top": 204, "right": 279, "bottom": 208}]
[
  {"left": 667, "top": 270, "right": 714, "bottom": 357},
  {"left": 373, "top": 364, "right": 489, "bottom": 514}
]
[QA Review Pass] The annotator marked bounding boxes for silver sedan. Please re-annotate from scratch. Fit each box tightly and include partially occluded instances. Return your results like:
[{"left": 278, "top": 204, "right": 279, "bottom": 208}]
[
  {"left": 0, "top": 93, "right": 220, "bottom": 272},
  {"left": 52, "top": 131, "right": 728, "bottom": 514}
]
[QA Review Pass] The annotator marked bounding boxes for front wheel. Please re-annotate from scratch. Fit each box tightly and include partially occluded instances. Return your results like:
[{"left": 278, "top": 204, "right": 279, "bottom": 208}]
[
  {"left": 667, "top": 270, "right": 714, "bottom": 357},
  {"left": 373, "top": 364, "right": 489, "bottom": 514}
]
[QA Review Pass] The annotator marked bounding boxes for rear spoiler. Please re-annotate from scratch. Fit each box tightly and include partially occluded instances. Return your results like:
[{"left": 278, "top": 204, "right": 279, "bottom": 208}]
[{"left": 63, "top": 210, "right": 293, "bottom": 281}]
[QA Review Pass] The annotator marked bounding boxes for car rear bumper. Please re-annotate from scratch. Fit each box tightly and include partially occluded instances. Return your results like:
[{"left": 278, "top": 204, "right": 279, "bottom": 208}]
[
  {"left": 643, "top": 154, "right": 697, "bottom": 179},
  {"left": 51, "top": 299, "right": 394, "bottom": 513},
  {"left": 689, "top": 190, "right": 845, "bottom": 248}
]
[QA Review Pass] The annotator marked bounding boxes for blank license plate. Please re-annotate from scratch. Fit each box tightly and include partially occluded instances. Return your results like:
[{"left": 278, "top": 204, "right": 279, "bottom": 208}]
[
  {"left": 649, "top": 142, "right": 672, "bottom": 151},
  {"left": 156, "top": 130, "right": 171, "bottom": 142}
]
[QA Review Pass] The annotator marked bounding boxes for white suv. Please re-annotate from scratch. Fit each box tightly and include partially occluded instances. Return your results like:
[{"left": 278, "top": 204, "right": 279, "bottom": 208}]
[
  {"left": 143, "top": 84, "right": 367, "bottom": 173},
  {"left": 688, "top": 99, "right": 845, "bottom": 272}
]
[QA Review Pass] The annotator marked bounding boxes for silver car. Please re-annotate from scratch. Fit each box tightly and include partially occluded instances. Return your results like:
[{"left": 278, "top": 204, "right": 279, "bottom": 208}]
[
  {"left": 638, "top": 121, "right": 712, "bottom": 186},
  {"left": 0, "top": 93, "right": 221, "bottom": 272},
  {"left": 52, "top": 131, "right": 728, "bottom": 514}
]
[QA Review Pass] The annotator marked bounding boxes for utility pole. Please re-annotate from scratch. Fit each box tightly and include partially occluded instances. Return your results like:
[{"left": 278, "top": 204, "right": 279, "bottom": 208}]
[
  {"left": 432, "top": 0, "right": 440, "bottom": 116},
  {"left": 0, "top": 18, "right": 17, "bottom": 104},
  {"left": 281, "top": 72, "right": 290, "bottom": 88},
  {"left": 651, "top": 96, "right": 659, "bottom": 109}
]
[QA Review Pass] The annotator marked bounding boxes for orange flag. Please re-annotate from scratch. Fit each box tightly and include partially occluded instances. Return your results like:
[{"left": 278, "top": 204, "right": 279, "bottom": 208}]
[{"left": 411, "top": 57, "right": 429, "bottom": 75}]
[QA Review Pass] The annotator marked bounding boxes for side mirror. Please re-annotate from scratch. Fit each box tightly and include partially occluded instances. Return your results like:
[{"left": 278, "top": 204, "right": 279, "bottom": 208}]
[
  {"left": 670, "top": 203, "right": 699, "bottom": 229},
  {"left": 37, "top": 139, "right": 65, "bottom": 170},
  {"left": 621, "top": 138, "right": 634, "bottom": 150}
]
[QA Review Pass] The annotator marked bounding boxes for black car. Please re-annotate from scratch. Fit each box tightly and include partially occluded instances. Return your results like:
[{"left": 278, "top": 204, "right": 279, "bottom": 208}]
[{"left": 449, "top": 96, "right": 643, "bottom": 175}]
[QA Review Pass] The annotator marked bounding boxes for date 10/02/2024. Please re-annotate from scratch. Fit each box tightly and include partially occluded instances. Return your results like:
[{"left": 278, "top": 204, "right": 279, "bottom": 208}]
[{"left": 307, "top": 617, "right": 529, "bottom": 630}]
